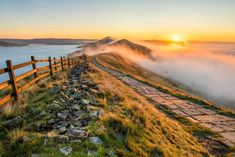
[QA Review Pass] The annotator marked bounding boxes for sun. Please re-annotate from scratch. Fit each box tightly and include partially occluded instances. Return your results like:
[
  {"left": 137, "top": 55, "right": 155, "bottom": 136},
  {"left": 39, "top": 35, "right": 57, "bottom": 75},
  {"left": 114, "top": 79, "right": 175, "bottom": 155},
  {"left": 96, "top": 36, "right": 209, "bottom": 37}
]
[
  {"left": 170, "top": 34, "right": 187, "bottom": 47},
  {"left": 172, "top": 35, "right": 181, "bottom": 42}
]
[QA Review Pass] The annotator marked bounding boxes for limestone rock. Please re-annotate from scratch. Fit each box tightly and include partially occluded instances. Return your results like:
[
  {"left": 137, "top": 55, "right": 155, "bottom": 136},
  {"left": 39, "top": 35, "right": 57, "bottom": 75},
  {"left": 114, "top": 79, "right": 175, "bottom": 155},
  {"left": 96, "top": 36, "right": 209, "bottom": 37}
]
[
  {"left": 89, "top": 136, "right": 103, "bottom": 145},
  {"left": 55, "top": 135, "right": 69, "bottom": 143},
  {"left": 46, "top": 103, "right": 63, "bottom": 111},
  {"left": 57, "top": 112, "right": 68, "bottom": 120},
  {"left": 60, "top": 146, "right": 73, "bottom": 156},
  {"left": 66, "top": 129, "right": 88, "bottom": 139}
]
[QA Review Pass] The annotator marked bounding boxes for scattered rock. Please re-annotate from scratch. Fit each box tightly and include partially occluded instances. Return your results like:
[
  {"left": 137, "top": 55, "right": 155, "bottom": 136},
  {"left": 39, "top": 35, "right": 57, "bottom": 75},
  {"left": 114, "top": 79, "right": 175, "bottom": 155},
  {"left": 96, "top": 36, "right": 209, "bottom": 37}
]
[
  {"left": 89, "top": 109, "right": 104, "bottom": 119},
  {"left": 50, "top": 86, "right": 62, "bottom": 94},
  {"left": 87, "top": 82, "right": 97, "bottom": 87},
  {"left": 89, "top": 136, "right": 103, "bottom": 145},
  {"left": 48, "top": 119, "right": 58, "bottom": 125},
  {"left": 73, "top": 92, "right": 85, "bottom": 100},
  {"left": 66, "top": 129, "right": 88, "bottom": 139},
  {"left": 58, "top": 126, "right": 67, "bottom": 134},
  {"left": 61, "top": 91, "right": 69, "bottom": 99},
  {"left": 60, "top": 146, "right": 73, "bottom": 156},
  {"left": 5, "top": 116, "right": 22, "bottom": 128},
  {"left": 71, "top": 104, "right": 80, "bottom": 111},
  {"left": 80, "top": 84, "right": 89, "bottom": 90},
  {"left": 46, "top": 103, "right": 63, "bottom": 111},
  {"left": 76, "top": 112, "right": 90, "bottom": 120},
  {"left": 55, "top": 135, "right": 69, "bottom": 143},
  {"left": 81, "top": 99, "right": 90, "bottom": 105},
  {"left": 57, "top": 112, "right": 68, "bottom": 120},
  {"left": 44, "top": 136, "right": 48, "bottom": 145}
]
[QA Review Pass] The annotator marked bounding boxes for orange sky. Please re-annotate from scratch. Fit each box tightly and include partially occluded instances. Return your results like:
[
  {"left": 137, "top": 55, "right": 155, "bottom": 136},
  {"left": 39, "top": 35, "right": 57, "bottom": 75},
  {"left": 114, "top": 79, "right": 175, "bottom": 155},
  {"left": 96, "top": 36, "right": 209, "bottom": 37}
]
[{"left": 0, "top": 0, "right": 235, "bottom": 42}]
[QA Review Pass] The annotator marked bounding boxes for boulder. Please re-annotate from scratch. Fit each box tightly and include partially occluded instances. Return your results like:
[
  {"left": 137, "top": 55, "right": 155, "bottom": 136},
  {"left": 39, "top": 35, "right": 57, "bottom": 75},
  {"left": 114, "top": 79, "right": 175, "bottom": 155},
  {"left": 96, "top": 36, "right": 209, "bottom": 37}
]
[
  {"left": 57, "top": 112, "right": 68, "bottom": 120},
  {"left": 66, "top": 129, "right": 88, "bottom": 139},
  {"left": 89, "top": 109, "right": 104, "bottom": 119},
  {"left": 46, "top": 103, "right": 64, "bottom": 112},
  {"left": 58, "top": 126, "right": 67, "bottom": 134},
  {"left": 73, "top": 92, "right": 85, "bottom": 100},
  {"left": 81, "top": 99, "right": 90, "bottom": 105},
  {"left": 60, "top": 146, "right": 73, "bottom": 156},
  {"left": 55, "top": 135, "right": 69, "bottom": 143},
  {"left": 89, "top": 136, "right": 103, "bottom": 145}
]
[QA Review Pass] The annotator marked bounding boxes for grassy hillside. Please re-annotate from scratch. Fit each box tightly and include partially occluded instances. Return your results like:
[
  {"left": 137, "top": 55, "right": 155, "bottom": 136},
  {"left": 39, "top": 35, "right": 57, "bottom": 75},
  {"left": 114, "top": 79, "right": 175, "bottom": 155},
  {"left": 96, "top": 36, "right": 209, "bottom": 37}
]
[
  {"left": 95, "top": 53, "right": 235, "bottom": 118},
  {"left": 89, "top": 61, "right": 210, "bottom": 157},
  {"left": 0, "top": 55, "right": 234, "bottom": 156}
]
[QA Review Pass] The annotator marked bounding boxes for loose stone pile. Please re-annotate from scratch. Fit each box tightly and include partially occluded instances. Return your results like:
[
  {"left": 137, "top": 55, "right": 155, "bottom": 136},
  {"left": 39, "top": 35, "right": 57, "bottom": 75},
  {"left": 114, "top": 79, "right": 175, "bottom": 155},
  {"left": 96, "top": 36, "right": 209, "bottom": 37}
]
[{"left": 44, "top": 57, "right": 104, "bottom": 155}]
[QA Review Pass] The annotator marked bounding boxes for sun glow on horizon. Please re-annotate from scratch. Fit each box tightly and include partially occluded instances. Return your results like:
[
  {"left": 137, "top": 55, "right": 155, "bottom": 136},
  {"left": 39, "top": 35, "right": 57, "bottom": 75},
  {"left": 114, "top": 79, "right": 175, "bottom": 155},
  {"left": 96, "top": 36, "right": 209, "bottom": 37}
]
[
  {"left": 171, "top": 35, "right": 187, "bottom": 42},
  {"left": 172, "top": 35, "right": 181, "bottom": 42}
]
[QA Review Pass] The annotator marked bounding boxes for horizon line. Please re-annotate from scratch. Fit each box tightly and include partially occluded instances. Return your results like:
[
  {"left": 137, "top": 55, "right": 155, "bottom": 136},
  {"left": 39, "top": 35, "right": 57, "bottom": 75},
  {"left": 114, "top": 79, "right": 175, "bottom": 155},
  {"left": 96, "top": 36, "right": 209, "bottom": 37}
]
[{"left": 1, "top": 37, "right": 235, "bottom": 44}]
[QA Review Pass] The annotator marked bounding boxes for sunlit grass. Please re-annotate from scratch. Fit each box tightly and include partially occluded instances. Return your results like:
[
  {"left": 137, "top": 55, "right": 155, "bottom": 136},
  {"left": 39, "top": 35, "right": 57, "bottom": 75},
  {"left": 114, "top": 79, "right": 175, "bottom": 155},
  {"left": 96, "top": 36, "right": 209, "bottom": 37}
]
[
  {"left": 90, "top": 62, "right": 209, "bottom": 157},
  {"left": 7, "top": 128, "right": 28, "bottom": 143}
]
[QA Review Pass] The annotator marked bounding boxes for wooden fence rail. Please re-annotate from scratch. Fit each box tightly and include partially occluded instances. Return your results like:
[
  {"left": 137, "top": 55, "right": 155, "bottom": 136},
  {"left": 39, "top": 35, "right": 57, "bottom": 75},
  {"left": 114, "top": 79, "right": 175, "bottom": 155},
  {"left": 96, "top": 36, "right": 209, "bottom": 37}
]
[{"left": 0, "top": 56, "right": 76, "bottom": 107}]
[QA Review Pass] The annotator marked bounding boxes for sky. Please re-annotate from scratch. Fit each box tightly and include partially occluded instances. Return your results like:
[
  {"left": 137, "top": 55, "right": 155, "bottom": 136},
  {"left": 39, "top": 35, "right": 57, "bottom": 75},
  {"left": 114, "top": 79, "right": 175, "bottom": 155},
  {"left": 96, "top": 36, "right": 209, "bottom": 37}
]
[{"left": 0, "top": 0, "right": 235, "bottom": 41}]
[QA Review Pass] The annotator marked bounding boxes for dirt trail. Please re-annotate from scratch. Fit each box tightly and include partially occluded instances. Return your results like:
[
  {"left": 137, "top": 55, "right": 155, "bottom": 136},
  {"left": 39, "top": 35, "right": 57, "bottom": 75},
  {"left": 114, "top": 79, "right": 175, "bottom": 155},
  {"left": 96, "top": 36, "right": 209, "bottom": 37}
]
[{"left": 92, "top": 56, "right": 235, "bottom": 147}]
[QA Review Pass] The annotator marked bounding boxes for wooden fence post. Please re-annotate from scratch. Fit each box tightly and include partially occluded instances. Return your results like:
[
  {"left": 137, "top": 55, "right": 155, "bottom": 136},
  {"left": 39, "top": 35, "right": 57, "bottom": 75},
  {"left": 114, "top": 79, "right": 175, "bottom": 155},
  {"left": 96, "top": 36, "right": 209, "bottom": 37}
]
[
  {"left": 60, "top": 56, "right": 64, "bottom": 71},
  {"left": 68, "top": 58, "right": 71, "bottom": 69},
  {"left": 48, "top": 57, "right": 53, "bottom": 78},
  {"left": 63, "top": 56, "right": 66, "bottom": 69},
  {"left": 53, "top": 57, "right": 57, "bottom": 74},
  {"left": 31, "top": 56, "right": 37, "bottom": 81},
  {"left": 6, "top": 60, "right": 19, "bottom": 100}
]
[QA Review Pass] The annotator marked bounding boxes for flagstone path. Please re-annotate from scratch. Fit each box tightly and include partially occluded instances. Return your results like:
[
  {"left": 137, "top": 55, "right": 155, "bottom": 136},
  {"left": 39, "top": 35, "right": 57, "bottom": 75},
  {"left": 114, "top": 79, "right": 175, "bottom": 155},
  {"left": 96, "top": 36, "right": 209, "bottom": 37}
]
[{"left": 92, "top": 57, "right": 235, "bottom": 147}]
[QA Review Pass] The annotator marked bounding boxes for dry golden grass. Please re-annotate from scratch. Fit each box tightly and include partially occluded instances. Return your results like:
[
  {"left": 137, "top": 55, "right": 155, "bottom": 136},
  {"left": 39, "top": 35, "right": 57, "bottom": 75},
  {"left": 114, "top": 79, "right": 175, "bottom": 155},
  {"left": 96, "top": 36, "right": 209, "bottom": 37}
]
[
  {"left": 89, "top": 62, "right": 209, "bottom": 157},
  {"left": 7, "top": 128, "right": 28, "bottom": 143},
  {"left": 96, "top": 53, "right": 181, "bottom": 91},
  {"left": 95, "top": 53, "right": 235, "bottom": 117}
]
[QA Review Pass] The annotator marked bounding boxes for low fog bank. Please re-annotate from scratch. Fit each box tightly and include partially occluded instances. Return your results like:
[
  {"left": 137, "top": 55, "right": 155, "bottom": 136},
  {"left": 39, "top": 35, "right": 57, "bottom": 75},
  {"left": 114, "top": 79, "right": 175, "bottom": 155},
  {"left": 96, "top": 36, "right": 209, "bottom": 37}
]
[
  {"left": 81, "top": 39, "right": 235, "bottom": 109},
  {"left": 136, "top": 42, "right": 235, "bottom": 109}
]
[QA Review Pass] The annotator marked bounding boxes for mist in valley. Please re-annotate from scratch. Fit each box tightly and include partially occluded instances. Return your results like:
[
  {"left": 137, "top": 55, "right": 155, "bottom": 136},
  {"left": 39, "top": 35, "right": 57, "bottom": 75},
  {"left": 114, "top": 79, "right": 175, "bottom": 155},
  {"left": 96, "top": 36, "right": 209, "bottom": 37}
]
[
  {"left": 90, "top": 40, "right": 235, "bottom": 110},
  {"left": 138, "top": 42, "right": 235, "bottom": 109}
]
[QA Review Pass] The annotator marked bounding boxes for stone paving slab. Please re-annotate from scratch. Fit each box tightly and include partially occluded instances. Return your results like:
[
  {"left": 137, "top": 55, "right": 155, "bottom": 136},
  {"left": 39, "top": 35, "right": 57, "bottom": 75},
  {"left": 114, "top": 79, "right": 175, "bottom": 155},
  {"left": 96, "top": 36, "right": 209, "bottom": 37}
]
[
  {"left": 220, "top": 132, "right": 235, "bottom": 144},
  {"left": 200, "top": 123, "right": 224, "bottom": 132},
  {"left": 161, "top": 101, "right": 179, "bottom": 110},
  {"left": 197, "top": 108, "right": 217, "bottom": 115},
  {"left": 192, "top": 114, "right": 235, "bottom": 123},
  {"left": 172, "top": 109, "right": 189, "bottom": 117},
  {"left": 93, "top": 57, "right": 235, "bottom": 146},
  {"left": 180, "top": 108, "right": 204, "bottom": 116}
]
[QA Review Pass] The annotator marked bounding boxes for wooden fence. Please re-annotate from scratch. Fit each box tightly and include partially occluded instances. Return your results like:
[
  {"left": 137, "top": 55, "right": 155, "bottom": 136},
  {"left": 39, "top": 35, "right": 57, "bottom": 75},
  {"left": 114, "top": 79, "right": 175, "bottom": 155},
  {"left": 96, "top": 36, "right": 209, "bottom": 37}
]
[{"left": 0, "top": 56, "right": 76, "bottom": 106}]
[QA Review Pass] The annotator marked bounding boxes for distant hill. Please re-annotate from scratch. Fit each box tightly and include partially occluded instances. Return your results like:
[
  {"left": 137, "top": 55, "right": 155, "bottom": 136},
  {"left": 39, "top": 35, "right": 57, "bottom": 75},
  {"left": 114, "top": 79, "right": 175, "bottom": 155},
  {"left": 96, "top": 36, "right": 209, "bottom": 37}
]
[
  {"left": 81, "top": 37, "right": 114, "bottom": 50},
  {"left": 0, "top": 41, "right": 27, "bottom": 47},
  {"left": 107, "top": 39, "right": 152, "bottom": 57},
  {"left": 77, "top": 37, "right": 154, "bottom": 59},
  {"left": 0, "top": 38, "right": 95, "bottom": 46}
]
